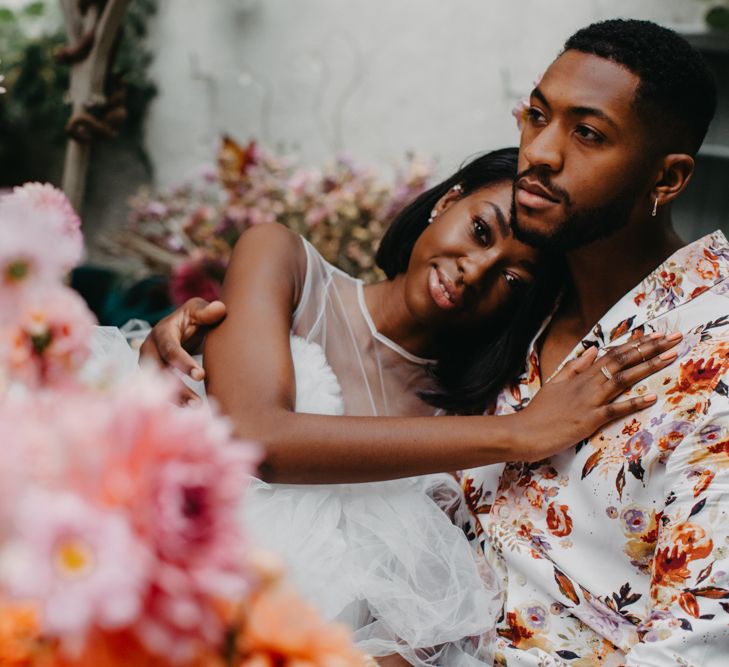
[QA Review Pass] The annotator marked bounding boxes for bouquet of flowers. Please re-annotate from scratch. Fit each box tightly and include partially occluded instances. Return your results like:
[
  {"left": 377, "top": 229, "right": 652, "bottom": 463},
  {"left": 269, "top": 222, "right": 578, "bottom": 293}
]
[
  {"left": 114, "top": 137, "right": 432, "bottom": 305},
  {"left": 0, "top": 184, "right": 369, "bottom": 666}
]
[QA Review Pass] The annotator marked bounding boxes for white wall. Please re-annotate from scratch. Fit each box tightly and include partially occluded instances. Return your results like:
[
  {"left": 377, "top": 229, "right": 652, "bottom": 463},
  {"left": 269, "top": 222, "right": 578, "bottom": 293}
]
[{"left": 144, "top": 0, "right": 706, "bottom": 186}]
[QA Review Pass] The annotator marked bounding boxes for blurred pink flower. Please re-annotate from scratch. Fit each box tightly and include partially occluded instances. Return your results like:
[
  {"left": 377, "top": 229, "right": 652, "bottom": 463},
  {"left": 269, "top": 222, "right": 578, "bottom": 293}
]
[
  {"left": 9, "top": 183, "right": 81, "bottom": 236},
  {"left": 0, "top": 284, "right": 96, "bottom": 388},
  {"left": 2, "top": 183, "right": 83, "bottom": 267},
  {"left": 97, "top": 369, "right": 260, "bottom": 655},
  {"left": 0, "top": 488, "right": 151, "bottom": 644},
  {"left": 0, "top": 193, "right": 83, "bottom": 296},
  {"left": 512, "top": 73, "right": 543, "bottom": 131},
  {"left": 170, "top": 253, "right": 226, "bottom": 306}
]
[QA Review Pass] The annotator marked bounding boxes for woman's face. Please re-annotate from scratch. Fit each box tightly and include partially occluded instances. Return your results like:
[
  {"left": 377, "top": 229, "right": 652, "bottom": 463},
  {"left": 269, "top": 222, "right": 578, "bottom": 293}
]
[{"left": 403, "top": 180, "right": 540, "bottom": 332}]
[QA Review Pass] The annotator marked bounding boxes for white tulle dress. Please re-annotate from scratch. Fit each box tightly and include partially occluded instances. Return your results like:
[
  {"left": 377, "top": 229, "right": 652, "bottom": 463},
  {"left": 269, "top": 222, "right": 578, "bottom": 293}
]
[{"left": 90, "top": 238, "right": 501, "bottom": 665}]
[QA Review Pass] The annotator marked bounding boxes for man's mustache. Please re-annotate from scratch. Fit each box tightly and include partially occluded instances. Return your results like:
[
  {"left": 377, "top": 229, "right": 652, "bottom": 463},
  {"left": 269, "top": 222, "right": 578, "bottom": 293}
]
[{"left": 515, "top": 167, "right": 571, "bottom": 207}]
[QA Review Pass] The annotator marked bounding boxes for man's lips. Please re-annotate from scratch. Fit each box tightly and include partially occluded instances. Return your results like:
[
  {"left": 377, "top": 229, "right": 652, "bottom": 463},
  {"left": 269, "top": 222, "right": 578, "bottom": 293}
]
[
  {"left": 516, "top": 178, "right": 561, "bottom": 210},
  {"left": 428, "top": 267, "right": 462, "bottom": 310}
]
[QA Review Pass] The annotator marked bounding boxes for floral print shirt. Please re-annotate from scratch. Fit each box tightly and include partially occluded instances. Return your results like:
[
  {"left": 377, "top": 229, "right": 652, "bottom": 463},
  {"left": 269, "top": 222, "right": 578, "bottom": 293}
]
[{"left": 461, "top": 231, "right": 729, "bottom": 666}]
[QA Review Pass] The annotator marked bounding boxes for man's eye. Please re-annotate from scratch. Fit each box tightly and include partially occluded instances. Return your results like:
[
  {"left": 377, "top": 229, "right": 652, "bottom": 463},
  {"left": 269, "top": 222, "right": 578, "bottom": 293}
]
[
  {"left": 526, "top": 107, "right": 546, "bottom": 125},
  {"left": 575, "top": 125, "right": 603, "bottom": 143},
  {"left": 472, "top": 217, "right": 491, "bottom": 245}
]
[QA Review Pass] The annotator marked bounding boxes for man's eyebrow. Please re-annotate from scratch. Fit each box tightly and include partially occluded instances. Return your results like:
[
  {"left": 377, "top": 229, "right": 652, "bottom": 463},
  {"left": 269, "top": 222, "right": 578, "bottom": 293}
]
[
  {"left": 485, "top": 202, "right": 510, "bottom": 238},
  {"left": 532, "top": 86, "right": 619, "bottom": 131},
  {"left": 570, "top": 105, "right": 619, "bottom": 131},
  {"left": 532, "top": 86, "right": 551, "bottom": 110}
]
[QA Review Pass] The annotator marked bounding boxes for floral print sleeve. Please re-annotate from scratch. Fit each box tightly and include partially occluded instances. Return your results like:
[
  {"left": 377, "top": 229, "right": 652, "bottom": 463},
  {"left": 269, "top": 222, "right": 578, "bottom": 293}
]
[
  {"left": 461, "top": 232, "right": 729, "bottom": 667},
  {"left": 625, "top": 373, "right": 729, "bottom": 665}
]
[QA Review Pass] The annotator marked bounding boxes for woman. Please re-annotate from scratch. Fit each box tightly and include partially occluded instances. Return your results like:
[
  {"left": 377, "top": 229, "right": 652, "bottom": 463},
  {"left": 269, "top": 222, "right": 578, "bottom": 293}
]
[{"left": 142, "top": 148, "right": 679, "bottom": 665}]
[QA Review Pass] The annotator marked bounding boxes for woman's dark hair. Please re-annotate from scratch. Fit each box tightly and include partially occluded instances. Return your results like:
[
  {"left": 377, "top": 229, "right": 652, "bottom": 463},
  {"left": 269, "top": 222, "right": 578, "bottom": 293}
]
[
  {"left": 376, "top": 147, "right": 521, "bottom": 280},
  {"left": 376, "top": 147, "right": 565, "bottom": 415}
]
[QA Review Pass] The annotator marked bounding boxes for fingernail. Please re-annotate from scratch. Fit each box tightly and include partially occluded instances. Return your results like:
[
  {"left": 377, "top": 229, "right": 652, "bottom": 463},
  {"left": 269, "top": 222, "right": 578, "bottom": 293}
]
[
  {"left": 666, "top": 332, "right": 683, "bottom": 341},
  {"left": 191, "top": 368, "right": 204, "bottom": 381},
  {"left": 649, "top": 332, "right": 665, "bottom": 339},
  {"left": 643, "top": 394, "right": 657, "bottom": 402},
  {"left": 659, "top": 350, "right": 677, "bottom": 361}
]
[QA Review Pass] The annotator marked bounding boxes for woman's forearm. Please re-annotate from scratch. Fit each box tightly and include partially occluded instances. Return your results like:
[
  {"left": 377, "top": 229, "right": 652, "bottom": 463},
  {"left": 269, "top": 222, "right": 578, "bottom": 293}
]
[{"left": 238, "top": 409, "right": 524, "bottom": 483}]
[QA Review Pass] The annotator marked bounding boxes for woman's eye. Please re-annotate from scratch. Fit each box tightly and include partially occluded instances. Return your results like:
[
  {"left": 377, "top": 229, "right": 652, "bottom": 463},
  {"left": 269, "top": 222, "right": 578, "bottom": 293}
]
[
  {"left": 472, "top": 217, "right": 492, "bottom": 246},
  {"left": 575, "top": 125, "right": 603, "bottom": 144},
  {"left": 504, "top": 273, "right": 523, "bottom": 292}
]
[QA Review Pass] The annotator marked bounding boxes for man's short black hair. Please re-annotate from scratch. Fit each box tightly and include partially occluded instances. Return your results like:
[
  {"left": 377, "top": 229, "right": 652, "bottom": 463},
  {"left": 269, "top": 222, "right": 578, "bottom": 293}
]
[{"left": 564, "top": 19, "right": 717, "bottom": 155}]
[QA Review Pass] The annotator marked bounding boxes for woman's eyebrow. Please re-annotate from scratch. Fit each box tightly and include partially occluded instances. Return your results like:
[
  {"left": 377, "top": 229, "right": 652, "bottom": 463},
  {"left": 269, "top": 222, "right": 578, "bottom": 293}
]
[{"left": 483, "top": 201, "right": 509, "bottom": 237}]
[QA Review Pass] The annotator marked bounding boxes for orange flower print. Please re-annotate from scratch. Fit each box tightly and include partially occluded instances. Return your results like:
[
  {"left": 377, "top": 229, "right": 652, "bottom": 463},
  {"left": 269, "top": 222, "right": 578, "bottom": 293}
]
[
  {"left": 660, "top": 269, "right": 681, "bottom": 293},
  {"left": 695, "top": 249, "right": 720, "bottom": 281},
  {"left": 653, "top": 522, "right": 713, "bottom": 600},
  {"left": 666, "top": 355, "right": 727, "bottom": 402},
  {"left": 525, "top": 481, "right": 545, "bottom": 509},
  {"left": 655, "top": 420, "right": 693, "bottom": 453},
  {"left": 622, "top": 419, "right": 641, "bottom": 437},
  {"left": 691, "top": 469, "right": 716, "bottom": 497},
  {"left": 546, "top": 502, "right": 573, "bottom": 537},
  {"left": 501, "top": 603, "right": 553, "bottom": 653},
  {"left": 463, "top": 477, "right": 490, "bottom": 514}
]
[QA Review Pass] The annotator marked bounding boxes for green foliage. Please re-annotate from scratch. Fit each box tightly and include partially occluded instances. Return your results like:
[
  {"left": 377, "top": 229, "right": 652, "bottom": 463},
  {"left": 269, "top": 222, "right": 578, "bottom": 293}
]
[
  {"left": 706, "top": 5, "right": 729, "bottom": 31},
  {"left": 0, "top": 0, "right": 157, "bottom": 187}
]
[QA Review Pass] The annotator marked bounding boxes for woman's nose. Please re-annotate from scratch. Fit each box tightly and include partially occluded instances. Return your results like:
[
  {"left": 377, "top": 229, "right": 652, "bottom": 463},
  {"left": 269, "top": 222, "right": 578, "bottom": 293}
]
[{"left": 458, "top": 251, "right": 497, "bottom": 289}]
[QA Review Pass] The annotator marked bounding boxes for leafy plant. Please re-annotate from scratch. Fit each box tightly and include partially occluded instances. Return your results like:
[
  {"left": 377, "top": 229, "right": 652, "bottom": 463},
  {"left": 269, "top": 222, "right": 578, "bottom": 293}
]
[
  {"left": 0, "top": 0, "right": 157, "bottom": 187},
  {"left": 706, "top": 4, "right": 729, "bottom": 31}
]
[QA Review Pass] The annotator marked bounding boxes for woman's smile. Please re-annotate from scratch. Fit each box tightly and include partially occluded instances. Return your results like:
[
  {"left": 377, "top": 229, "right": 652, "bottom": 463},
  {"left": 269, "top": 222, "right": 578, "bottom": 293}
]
[{"left": 428, "top": 266, "right": 462, "bottom": 310}]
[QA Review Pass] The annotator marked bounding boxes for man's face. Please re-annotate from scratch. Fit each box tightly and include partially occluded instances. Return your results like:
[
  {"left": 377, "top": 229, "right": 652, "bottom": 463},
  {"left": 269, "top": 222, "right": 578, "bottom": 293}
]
[{"left": 512, "top": 50, "right": 655, "bottom": 252}]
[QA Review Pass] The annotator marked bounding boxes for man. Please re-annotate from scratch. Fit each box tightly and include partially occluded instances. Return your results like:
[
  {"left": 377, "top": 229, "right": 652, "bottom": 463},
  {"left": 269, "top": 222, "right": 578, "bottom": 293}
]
[
  {"left": 458, "top": 19, "right": 728, "bottom": 666},
  {"left": 144, "top": 19, "right": 728, "bottom": 665}
]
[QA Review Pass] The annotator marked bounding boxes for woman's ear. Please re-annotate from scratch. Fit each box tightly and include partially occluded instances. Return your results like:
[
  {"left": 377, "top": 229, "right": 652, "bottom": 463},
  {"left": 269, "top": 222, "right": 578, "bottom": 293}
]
[
  {"left": 652, "top": 153, "right": 695, "bottom": 208},
  {"left": 431, "top": 184, "right": 464, "bottom": 221}
]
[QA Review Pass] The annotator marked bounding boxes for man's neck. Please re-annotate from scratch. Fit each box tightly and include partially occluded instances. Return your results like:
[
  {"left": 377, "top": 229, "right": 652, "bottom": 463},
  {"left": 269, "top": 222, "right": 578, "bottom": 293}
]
[{"left": 539, "top": 215, "right": 685, "bottom": 379}]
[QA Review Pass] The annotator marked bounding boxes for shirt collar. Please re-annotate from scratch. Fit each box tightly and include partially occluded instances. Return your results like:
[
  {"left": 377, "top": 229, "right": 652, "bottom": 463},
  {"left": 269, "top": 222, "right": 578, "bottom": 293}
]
[
  {"left": 580, "top": 230, "right": 729, "bottom": 350},
  {"left": 511, "top": 231, "right": 729, "bottom": 396}
]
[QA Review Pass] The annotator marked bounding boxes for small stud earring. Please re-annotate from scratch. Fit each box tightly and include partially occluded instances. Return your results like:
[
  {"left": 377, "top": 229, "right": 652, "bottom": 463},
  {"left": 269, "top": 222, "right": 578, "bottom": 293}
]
[
  {"left": 652, "top": 196, "right": 658, "bottom": 217},
  {"left": 428, "top": 208, "right": 438, "bottom": 224},
  {"left": 452, "top": 184, "right": 463, "bottom": 194}
]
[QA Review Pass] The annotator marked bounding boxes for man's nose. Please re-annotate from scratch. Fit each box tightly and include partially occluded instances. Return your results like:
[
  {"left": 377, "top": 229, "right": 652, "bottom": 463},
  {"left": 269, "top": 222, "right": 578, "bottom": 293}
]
[{"left": 522, "top": 122, "right": 564, "bottom": 172}]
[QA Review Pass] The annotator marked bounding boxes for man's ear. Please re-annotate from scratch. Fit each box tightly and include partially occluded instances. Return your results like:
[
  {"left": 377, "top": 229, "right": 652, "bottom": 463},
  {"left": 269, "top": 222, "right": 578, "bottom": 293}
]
[
  {"left": 653, "top": 153, "right": 695, "bottom": 207},
  {"left": 432, "top": 184, "right": 464, "bottom": 218}
]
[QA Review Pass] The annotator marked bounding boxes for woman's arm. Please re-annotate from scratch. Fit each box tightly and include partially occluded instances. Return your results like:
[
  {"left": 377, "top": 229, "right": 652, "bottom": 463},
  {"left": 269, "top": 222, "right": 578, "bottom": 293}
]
[{"left": 203, "top": 224, "right": 681, "bottom": 484}]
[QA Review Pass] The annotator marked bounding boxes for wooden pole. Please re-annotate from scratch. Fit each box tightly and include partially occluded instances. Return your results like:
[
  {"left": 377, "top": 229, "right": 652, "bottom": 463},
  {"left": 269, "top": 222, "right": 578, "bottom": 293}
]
[{"left": 60, "top": 0, "right": 132, "bottom": 215}]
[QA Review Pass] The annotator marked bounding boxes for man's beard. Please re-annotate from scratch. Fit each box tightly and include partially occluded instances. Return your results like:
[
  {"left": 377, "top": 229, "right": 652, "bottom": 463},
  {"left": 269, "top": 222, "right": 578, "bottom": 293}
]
[{"left": 510, "top": 170, "right": 641, "bottom": 253}]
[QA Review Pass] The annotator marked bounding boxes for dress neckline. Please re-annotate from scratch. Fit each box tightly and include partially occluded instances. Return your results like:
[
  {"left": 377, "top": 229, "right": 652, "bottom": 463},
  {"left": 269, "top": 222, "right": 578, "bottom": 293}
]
[{"left": 356, "top": 281, "right": 435, "bottom": 366}]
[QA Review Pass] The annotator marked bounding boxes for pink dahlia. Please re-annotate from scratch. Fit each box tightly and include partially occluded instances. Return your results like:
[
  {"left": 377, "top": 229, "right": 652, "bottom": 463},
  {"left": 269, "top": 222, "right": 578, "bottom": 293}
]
[
  {"left": 0, "top": 488, "right": 151, "bottom": 645},
  {"left": 0, "top": 189, "right": 83, "bottom": 296},
  {"left": 98, "top": 369, "right": 260, "bottom": 655},
  {"left": 169, "top": 252, "right": 226, "bottom": 306},
  {"left": 0, "top": 284, "right": 96, "bottom": 388},
  {"left": 7, "top": 182, "right": 82, "bottom": 239}
]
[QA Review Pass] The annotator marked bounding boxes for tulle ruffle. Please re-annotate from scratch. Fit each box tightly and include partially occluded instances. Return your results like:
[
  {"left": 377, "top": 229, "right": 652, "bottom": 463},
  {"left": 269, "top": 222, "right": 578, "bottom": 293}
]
[{"left": 243, "top": 473, "right": 500, "bottom": 665}]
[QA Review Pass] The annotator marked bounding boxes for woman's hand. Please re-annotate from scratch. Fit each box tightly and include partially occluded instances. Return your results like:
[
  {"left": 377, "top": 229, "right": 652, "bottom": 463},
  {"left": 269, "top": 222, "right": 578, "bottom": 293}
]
[
  {"left": 515, "top": 332, "right": 682, "bottom": 462},
  {"left": 139, "top": 297, "right": 226, "bottom": 404}
]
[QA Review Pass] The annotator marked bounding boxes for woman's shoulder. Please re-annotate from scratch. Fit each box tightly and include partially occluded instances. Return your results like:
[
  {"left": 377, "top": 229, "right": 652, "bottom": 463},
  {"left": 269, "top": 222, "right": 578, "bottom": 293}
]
[{"left": 234, "top": 223, "right": 306, "bottom": 261}]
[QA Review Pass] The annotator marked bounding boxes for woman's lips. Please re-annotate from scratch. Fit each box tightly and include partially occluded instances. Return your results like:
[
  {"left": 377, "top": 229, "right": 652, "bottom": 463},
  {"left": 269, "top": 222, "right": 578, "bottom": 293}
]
[{"left": 428, "top": 267, "right": 461, "bottom": 310}]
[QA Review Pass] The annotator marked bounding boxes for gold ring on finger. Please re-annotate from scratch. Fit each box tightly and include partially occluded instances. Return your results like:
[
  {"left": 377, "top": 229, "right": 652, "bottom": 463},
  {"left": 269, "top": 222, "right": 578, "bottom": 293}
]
[
  {"left": 600, "top": 365, "right": 613, "bottom": 381},
  {"left": 632, "top": 343, "right": 646, "bottom": 362}
]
